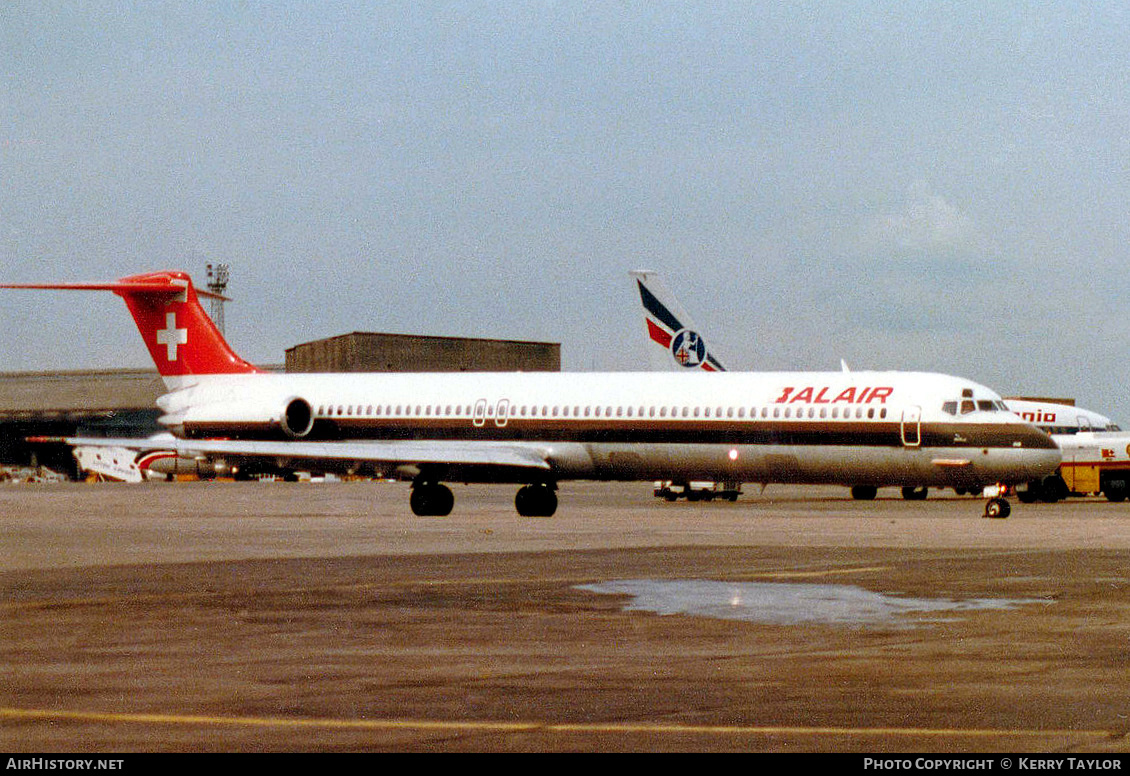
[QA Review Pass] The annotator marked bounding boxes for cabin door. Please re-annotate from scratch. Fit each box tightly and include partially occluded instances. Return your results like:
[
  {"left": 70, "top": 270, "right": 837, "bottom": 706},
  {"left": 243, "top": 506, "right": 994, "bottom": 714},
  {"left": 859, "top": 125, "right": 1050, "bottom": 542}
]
[{"left": 901, "top": 406, "right": 922, "bottom": 447}]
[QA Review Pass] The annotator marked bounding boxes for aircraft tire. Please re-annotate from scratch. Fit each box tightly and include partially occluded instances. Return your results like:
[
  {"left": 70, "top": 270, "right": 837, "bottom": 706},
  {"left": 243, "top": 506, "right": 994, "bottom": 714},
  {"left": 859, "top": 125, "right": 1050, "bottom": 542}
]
[
  {"left": 516, "top": 483, "right": 557, "bottom": 517},
  {"left": 410, "top": 483, "right": 454, "bottom": 517},
  {"left": 851, "top": 485, "right": 878, "bottom": 501},
  {"left": 984, "top": 497, "right": 1011, "bottom": 519}
]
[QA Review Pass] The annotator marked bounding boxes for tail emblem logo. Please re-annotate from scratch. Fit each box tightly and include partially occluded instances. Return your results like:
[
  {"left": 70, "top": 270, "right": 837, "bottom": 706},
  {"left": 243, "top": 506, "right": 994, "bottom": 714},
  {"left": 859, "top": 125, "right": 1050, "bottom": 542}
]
[
  {"left": 156, "top": 312, "right": 188, "bottom": 361},
  {"left": 670, "top": 329, "right": 706, "bottom": 368}
]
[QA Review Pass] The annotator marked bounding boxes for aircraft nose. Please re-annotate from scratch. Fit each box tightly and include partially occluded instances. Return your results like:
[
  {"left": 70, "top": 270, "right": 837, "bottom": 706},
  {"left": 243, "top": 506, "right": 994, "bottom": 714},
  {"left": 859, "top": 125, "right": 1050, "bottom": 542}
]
[{"left": 1019, "top": 446, "right": 1063, "bottom": 481}]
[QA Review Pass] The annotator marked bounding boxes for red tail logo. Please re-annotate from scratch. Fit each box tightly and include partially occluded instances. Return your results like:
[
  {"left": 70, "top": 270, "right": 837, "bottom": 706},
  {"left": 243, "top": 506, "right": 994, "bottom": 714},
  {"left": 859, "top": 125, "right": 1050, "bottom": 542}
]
[
  {"left": 114, "top": 271, "right": 261, "bottom": 377},
  {"left": 2, "top": 270, "right": 263, "bottom": 378}
]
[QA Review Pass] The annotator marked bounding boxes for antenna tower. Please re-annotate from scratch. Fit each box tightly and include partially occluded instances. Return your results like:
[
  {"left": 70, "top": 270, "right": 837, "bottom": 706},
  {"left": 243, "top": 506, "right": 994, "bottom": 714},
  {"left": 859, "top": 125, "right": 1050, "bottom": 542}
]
[{"left": 206, "top": 263, "right": 229, "bottom": 335}]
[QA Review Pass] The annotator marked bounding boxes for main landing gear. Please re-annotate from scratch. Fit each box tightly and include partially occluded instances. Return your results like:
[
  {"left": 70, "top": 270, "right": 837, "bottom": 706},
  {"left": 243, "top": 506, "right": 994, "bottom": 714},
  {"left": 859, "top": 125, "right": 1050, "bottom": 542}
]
[
  {"left": 409, "top": 481, "right": 454, "bottom": 517},
  {"left": 515, "top": 482, "right": 558, "bottom": 517},
  {"left": 409, "top": 479, "right": 559, "bottom": 518}
]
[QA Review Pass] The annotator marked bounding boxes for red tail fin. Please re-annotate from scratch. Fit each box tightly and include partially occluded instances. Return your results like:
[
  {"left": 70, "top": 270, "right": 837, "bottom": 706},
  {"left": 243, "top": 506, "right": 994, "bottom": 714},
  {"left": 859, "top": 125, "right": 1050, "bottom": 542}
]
[{"left": 1, "top": 271, "right": 262, "bottom": 379}]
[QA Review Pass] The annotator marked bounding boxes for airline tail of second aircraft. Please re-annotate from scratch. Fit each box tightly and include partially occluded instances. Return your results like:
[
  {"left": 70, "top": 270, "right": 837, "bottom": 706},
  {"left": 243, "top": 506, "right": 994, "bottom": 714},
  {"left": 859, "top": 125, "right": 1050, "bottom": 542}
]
[
  {"left": 1, "top": 271, "right": 262, "bottom": 384},
  {"left": 630, "top": 270, "right": 726, "bottom": 372}
]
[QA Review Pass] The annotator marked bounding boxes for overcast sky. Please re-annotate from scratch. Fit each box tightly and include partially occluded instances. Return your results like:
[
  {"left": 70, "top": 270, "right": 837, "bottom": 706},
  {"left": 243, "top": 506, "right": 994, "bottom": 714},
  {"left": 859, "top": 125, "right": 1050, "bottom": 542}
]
[{"left": 3, "top": 2, "right": 1130, "bottom": 421}]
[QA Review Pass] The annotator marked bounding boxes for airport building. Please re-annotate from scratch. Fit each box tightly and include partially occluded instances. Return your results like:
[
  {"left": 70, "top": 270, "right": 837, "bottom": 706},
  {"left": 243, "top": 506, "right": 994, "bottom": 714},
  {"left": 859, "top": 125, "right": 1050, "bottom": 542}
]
[
  {"left": 286, "top": 332, "right": 560, "bottom": 373},
  {"left": 0, "top": 333, "right": 561, "bottom": 477}
]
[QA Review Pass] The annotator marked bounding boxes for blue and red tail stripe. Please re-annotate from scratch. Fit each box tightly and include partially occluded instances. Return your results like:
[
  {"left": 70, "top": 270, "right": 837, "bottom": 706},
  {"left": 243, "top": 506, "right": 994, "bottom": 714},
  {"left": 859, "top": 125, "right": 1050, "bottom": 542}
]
[
  {"left": 637, "top": 279, "right": 726, "bottom": 372},
  {"left": 637, "top": 279, "right": 683, "bottom": 334}
]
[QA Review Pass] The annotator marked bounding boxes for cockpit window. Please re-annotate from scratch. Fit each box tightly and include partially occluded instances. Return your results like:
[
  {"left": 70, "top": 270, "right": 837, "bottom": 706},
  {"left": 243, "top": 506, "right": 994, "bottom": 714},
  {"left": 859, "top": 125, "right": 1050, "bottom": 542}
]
[{"left": 946, "top": 398, "right": 1009, "bottom": 415}]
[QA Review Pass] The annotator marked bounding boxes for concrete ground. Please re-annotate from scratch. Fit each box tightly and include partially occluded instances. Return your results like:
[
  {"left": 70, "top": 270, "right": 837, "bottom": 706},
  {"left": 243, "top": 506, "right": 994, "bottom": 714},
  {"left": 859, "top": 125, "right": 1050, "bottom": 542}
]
[{"left": 2, "top": 480, "right": 1130, "bottom": 752}]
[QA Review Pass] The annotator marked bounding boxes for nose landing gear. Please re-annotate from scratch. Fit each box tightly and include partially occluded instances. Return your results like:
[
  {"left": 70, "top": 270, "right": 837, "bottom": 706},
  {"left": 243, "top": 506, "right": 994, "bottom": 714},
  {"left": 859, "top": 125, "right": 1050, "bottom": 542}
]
[{"left": 983, "top": 496, "right": 1011, "bottom": 519}]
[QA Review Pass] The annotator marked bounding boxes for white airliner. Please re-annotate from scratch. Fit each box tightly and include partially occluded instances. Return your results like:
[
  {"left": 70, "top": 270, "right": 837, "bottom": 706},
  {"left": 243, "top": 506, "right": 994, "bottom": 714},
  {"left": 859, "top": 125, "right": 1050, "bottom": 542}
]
[
  {"left": 999, "top": 398, "right": 1118, "bottom": 435},
  {"left": 631, "top": 269, "right": 1120, "bottom": 504},
  {"left": 3, "top": 271, "right": 1060, "bottom": 517}
]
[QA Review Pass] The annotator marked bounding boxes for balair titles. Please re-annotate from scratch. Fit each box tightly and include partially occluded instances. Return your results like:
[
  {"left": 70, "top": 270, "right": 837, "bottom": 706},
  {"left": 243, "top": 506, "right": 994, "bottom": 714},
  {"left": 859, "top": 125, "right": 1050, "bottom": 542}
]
[{"left": 774, "top": 386, "right": 894, "bottom": 405}]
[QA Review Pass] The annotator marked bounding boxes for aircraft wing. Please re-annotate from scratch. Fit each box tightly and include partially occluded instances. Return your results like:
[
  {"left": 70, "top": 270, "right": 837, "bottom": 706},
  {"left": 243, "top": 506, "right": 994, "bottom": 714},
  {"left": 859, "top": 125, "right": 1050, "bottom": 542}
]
[{"left": 30, "top": 436, "right": 554, "bottom": 476}]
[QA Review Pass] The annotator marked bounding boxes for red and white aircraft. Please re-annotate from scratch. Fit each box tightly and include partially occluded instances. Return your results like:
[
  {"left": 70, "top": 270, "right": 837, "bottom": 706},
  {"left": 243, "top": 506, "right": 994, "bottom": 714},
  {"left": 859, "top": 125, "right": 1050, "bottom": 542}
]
[{"left": 3, "top": 270, "right": 1060, "bottom": 517}]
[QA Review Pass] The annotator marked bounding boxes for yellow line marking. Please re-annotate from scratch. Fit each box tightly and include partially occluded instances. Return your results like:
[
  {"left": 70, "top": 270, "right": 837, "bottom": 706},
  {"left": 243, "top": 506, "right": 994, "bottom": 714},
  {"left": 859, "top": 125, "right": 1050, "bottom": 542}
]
[{"left": 0, "top": 708, "right": 1120, "bottom": 740}]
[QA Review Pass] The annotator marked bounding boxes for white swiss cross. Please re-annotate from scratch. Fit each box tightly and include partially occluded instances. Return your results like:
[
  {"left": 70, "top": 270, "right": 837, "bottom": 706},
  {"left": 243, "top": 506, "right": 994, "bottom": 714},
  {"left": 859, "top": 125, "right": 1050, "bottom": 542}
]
[{"left": 155, "top": 311, "right": 188, "bottom": 361}]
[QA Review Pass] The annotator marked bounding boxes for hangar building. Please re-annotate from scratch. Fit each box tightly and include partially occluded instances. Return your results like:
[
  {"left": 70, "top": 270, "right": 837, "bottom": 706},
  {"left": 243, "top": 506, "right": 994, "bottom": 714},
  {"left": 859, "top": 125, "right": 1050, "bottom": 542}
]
[{"left": 286, "top": 332, "right": 560, "bottom": 373}]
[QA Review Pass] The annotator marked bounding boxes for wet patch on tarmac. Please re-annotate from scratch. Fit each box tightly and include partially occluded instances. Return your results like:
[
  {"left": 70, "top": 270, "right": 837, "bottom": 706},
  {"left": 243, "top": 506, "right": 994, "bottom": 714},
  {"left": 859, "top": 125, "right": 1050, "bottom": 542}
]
[{"left": 577, "top": 579, "right": 1051, "bottom": 628}]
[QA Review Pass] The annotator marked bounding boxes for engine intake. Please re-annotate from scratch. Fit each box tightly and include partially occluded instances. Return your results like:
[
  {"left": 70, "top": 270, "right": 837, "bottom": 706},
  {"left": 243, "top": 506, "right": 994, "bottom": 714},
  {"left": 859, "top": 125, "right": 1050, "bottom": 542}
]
[{"left": 281, "top": 397, "right": 314, "bottom": 438}]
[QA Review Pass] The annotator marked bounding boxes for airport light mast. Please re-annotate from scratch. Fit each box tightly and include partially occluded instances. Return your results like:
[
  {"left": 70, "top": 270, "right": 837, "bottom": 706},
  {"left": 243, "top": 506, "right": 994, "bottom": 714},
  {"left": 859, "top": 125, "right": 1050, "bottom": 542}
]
[{"left": 206, "top": 263, "right": 229, "bottom": 335}]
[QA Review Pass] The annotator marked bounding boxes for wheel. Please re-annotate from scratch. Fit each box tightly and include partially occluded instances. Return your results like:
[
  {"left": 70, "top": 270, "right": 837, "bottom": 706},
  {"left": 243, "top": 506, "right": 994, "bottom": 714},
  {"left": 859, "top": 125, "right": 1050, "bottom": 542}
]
[
  {"left": 1016, "top": 481, "right": 1040, "bottom": 504},
  {"left": 1040, "top": 476, "right": 1068, "bottom": 503},
  {"left": 984, "top": 497, "right": 1011, "bottom": 519},
  {"left": 515, "top": 483, "right": 558, "bottom": 517},
  {"left": 901, "top": 486, "right": 928, "bottom": 501},
  {"left": 1104, "top": 479, "right": 1128, "bottom": 503},
  {"left": 410, "top": 483, "right": 454, "bottom": 516},
  {"left": 851, "top": 485, "right": 878, "bottom": 500}
]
